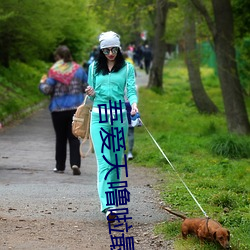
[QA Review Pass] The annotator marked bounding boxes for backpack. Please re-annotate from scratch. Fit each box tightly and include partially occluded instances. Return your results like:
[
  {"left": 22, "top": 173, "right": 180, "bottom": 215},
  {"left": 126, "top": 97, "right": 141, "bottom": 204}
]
[{"left": 72, "top": 95, "right": 93, "bottom": 158}]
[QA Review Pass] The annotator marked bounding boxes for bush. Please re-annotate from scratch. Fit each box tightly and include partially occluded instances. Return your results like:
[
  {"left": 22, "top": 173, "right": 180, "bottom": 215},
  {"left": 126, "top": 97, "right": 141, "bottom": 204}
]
[
  {"left": 0, "top": 60, "right": 49, "bottom": 123},
  {"left": 210, "top": 191, "right": 237, "bottom": 209},
  {"left": 210, "top": 135, "right": 250, "bottom": 159}
]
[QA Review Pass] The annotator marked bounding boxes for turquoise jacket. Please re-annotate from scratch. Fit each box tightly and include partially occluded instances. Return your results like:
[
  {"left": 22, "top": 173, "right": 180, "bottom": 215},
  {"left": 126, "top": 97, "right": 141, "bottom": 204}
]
[{"left": 87, "top": 62, "right": 138, "bottom": 109}]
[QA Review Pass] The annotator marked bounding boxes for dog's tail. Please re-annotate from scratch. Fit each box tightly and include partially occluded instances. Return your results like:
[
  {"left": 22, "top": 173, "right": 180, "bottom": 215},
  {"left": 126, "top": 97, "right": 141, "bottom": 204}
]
[{"left": 162, "top": 206, "right": 187, "bottom": 220}]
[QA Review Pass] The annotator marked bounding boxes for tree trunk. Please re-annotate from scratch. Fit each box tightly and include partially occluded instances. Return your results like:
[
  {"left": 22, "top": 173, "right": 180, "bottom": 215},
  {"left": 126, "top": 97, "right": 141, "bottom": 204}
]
[
  {"left": 147, "top": 0, "right": 169, "bottom": 89},
  {"left": 191, "top": 0, "right": 250, "bottom": 134},
  {"left": 184, "top": 4, "right": 218, "bottom": 114},
  {"left": 212, "top": 0, "right": 250, "bottom": 134}
]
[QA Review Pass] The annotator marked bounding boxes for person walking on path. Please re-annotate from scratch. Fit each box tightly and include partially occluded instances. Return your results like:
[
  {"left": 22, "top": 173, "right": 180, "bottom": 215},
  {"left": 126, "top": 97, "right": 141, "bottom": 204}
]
[
  {"left": 143, "top": 44, "right": 153, "bottom": 75},
  {"left": 85, "top": 31, "right": 138, "bottom": 221},
  {"left": 39, "top": 45, "right": 88, "bottom": 175},
  {"left": 123, "top": 51, "right": 138, "bottom": 160}
]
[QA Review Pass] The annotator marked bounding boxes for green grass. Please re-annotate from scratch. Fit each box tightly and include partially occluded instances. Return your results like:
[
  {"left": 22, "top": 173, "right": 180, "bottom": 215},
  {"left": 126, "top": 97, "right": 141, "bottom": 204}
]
[
  {"left": 0, "top": 60, "right": 50, "bottom": 123},
  {"left": 132, "top": 58, "right": 250, "bottom": 250}
]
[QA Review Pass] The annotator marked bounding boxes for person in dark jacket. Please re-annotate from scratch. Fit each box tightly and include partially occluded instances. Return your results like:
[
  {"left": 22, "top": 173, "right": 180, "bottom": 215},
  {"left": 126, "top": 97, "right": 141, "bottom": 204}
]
[{"left": 143, "top": 44, "right": 152, "bottom": 74}]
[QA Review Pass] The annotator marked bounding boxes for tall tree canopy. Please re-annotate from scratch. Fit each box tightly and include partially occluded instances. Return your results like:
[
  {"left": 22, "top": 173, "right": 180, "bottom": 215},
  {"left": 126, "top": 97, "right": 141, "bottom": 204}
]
[
  {"left": 0, "top": 0, "right": 98, "bottom": 67},
  {"left": 0, "top": 0, "right": 249, "bottom": 134},
  {"left": 91, "top": 0, "right": 155, "bottom": 47}
]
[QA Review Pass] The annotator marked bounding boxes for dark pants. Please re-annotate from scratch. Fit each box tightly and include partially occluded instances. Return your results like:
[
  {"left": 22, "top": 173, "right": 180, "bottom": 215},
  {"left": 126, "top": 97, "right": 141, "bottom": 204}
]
[
  {"left": 51, "top": 110, "right": 80, "bottom": 171},
  {"left": 128, "top": 127, "right": 134, "bottom": 152},
  {"left": 125, "top": 102, "right": 134, "bottom": 152},
  {"left": 144, "top": 59, "right": 151, "bottom": 74}
]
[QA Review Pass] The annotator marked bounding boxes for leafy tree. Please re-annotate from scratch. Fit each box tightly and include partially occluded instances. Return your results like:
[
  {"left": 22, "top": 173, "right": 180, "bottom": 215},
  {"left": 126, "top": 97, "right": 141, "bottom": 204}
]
[
  {"left": 148, "top": 0, "right": 177, "bottom": 89},
  {"left": 190, "top": 0, "right": 250, "bottom": 134},
  {"left": 0, "top": 0, "right": 57, "bottom": 66},
  {"left": 0, "top": 0, "right": 99, "bottom": 67},
  {"left": 164, "top": 2, "right": 184, "bottom": 44},
  {"left": 232, "top": 0, "right": 250, "bottom": 40},
  {"left": 183, "top": 1, "right": 218, "bottom": 114},
  {"left": 232, "top": 0, "right": 250, "bottom": 95},
  {"left": 91, "top": 0, "right": 155, "bottom": 47}
]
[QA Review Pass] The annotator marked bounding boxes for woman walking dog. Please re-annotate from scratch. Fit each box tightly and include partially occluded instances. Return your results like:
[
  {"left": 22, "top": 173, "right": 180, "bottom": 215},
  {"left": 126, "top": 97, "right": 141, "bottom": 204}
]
[{"left": 85, "top": 31, "right": 138, "bottom": 221}]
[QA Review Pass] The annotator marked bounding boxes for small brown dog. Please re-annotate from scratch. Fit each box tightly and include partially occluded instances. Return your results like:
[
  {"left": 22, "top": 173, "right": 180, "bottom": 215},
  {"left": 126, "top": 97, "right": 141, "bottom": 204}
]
[{"left": 163, "top": 207, "right": 231, "bottom": 249}]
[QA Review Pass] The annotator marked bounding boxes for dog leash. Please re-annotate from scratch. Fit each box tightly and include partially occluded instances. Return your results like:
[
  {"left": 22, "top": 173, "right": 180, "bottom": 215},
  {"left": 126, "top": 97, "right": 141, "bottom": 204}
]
[{"left": 139, "top": 118, "right": 209, "bottom": 218}]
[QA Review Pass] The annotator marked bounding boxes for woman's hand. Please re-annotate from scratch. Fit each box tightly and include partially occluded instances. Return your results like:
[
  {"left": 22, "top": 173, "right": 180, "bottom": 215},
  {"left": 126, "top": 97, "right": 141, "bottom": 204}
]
[
  {"left": 131, "top": 103, "right": 138, "bottom": 116},
  {"left": 85, "top": 86, "right": 96, "bottom": 97},
  {"left": 40, "top": 74, "right": 47, "bottom": 83}
]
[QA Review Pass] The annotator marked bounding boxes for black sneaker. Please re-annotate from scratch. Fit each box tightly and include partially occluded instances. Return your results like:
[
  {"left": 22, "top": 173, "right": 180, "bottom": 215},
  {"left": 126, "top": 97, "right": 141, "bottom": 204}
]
[
  {"left": 72, "top": 165, "right": 81, "bottom": 175},
  {"left": 53, "top": 168, "right": 64, "bottom": 173},
  {"left": 106, "top": 209, "right": 117, "bottom": 223}
]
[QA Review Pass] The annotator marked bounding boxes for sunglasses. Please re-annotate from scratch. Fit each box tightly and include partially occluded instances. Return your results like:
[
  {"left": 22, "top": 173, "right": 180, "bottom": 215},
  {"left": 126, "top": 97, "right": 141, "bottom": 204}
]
[{"left": 102, "top": 47, "right": 119, "bottom": 55}]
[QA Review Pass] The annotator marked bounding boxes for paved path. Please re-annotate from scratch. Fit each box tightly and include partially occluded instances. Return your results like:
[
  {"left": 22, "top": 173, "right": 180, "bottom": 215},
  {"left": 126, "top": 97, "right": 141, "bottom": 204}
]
[
  {"left": 0, "top": 71, "right": 172, "bottom": 249},
  {"left": 135, "top": 68, "right": 149, "bottom": 88}
]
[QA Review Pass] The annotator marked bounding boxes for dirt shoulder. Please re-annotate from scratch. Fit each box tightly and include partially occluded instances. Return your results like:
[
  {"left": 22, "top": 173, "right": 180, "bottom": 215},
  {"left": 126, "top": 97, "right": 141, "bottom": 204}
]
[{"left": 0, "top": 104, "right": 173, "bottom": 250}]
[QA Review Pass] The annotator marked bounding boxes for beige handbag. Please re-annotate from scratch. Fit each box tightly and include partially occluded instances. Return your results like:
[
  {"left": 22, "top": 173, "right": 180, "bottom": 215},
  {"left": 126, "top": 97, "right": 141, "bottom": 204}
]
[{"left": 72, "top": 95, "right": 93, "bottom": 158}]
